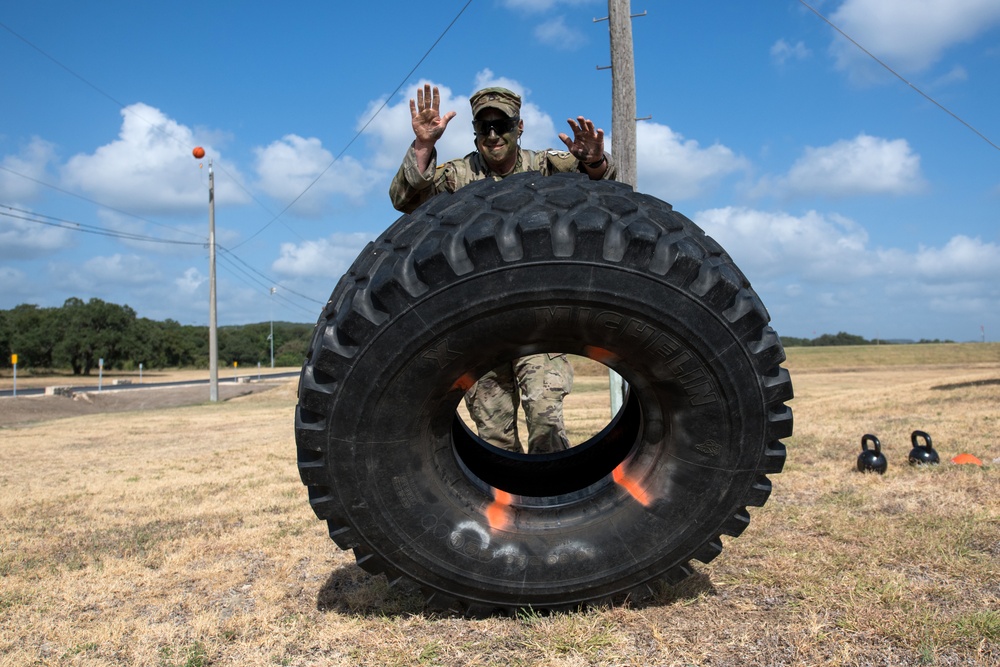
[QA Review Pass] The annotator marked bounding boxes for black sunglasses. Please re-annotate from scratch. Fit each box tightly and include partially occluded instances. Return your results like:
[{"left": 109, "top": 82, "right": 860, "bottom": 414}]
[{"left": 472, "top": 117, "right": 520, "bottom": 137}]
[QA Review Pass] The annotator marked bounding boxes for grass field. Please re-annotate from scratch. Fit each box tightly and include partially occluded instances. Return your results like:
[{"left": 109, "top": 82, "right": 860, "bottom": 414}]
[{"left": 0, "top": 344, "right": 997, "bottom": 666}]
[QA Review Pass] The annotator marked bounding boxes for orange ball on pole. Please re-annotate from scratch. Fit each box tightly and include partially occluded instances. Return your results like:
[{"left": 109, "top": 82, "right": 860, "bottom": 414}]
[{"left": 192, "top": 146, "right": 205, "bottom": 159}]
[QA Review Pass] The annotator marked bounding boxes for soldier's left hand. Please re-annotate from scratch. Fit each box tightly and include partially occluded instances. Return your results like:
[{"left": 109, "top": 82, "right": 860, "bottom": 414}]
[{"left": 558, "top": 117, "right": 605, "bottom": 163}]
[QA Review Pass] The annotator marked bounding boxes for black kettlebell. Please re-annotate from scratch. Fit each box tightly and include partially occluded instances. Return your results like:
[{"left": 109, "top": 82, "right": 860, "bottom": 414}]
[
  {"left": 857, "top": 434, "right": 887, "bottom": 474},
  {"left": 908, "top": 430, "right": 940, "bottom": 465}
]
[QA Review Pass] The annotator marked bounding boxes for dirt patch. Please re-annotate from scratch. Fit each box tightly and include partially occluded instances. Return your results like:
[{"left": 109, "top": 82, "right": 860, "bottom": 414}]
[{"left": 0, "top": 381, "right": 284, "bottom": 428}]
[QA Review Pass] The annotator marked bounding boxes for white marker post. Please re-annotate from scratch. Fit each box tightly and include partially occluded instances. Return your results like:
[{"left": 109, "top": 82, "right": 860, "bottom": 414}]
[
  {"left": 98, "top": 358, "right": 104, "bottom": 391},
  {"left": 11, "top": 354, "right": 17, "bottom": 398}
]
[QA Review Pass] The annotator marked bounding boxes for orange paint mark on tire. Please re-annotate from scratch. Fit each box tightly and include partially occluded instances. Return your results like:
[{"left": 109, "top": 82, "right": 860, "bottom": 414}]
[
  {"left": 452, "top": 373, "right": 477, "bottom": 392},
  {"left": 612, "top": 463, "right": 651, "bottom": 506},
  {"left": 485, "top": 488, "right": 513, "bottom": 531},
  {"left": 583, "top": 345, "right": 618, "bottom": 366}
]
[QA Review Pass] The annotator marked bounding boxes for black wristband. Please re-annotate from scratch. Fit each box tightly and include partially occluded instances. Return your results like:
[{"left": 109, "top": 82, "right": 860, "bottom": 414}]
[{"left": 584, "top": 155, "right": 607, "bottom": 169}]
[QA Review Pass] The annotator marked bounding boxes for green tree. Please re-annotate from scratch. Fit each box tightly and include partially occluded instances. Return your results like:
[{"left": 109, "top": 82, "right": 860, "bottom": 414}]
[
  {"left": 155, "top": 319, "right": 207, "bottom": 367},
  {"left": 779, "top": 336, "right": 812, "bottom": 347},
  {"left": 219, "top": 323, "right": 270, "bottom": 367},
  {"left": 3, "top": 298, "right": 316, "bottom": 372},
  {"left": 0, "top": 309, "right": 10, "bottom": 368},
  {"left": 123, "top": 317, "right": 162, "bottom": 369},
  {"left": 274, "top": 322, "right": 313, "bottom": 366},
  {"left": 5, "top": 304, "right": 60, "bottom": 369},
  {"left": 54, "top": 297, "right": 137, "bottom": 374},
  {"left": 812, "top": 331, "right": 870, "bottom": 346}
]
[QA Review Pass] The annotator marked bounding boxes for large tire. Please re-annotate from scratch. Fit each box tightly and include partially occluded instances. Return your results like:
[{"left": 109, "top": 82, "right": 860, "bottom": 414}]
[{"left": 295, "top": 172, "right": 791, "bottom": 614}]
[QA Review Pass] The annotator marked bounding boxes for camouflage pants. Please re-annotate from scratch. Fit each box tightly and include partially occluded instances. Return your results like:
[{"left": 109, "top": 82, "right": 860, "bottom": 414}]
[{"left": 464, "top": 353, "right": 574, "bottom": 454}]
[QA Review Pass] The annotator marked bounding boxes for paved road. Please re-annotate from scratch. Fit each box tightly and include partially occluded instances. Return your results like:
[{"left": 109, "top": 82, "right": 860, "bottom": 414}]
[{"left": 0, "top": 371, "right": 299, "bottom": 398}]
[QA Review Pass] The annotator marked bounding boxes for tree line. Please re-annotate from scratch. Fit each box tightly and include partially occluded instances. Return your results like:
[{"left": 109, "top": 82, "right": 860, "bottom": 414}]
[
  {"left": 3, "top": 298, "right": 957, "bottom": 375},
  {"left": 780, "top": 331, "right": 954, "bottom": 347},
  {"left": 0, "top": 297, "right": 316, "bottom": 374}
]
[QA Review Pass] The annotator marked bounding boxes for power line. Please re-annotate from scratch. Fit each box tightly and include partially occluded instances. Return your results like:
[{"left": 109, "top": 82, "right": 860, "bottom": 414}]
[
  {"left": 230, "top": 0, "right": 476, "bottom": 249},
  {"left": 214, "top": 254, "right": 319, "bottom": 318},
  {"left": 0, "top": 165, "right": 206, "bottom": 241},
  {"left": 0, "top": 20, "right": 286, "bottom": 239},
  {"left": 0, "top": 204, "right": 205, "bottom": 246},
  {"left": 799, "top": 0, "right": 1000, "bottom": 154},
  {"left": 2, "top": 6, "right": 475, "bottom": 320},
  {"left": 0, "top": 200, "right": 324, "bottom": 311},
  {"left": 0, "top": 20, "right": 134, "bottom": 115},
  {"left": 217, "top": 246, "right": 325, "bottom": 305},
  {"left": 1, "top": 203, "right": 322, "bottom": 314},
  {"left": 0, "top": 42, "right": 318, "bottom": 313},
  {"left": 3, "top": 6, "right": 474, "bottom": 247}
]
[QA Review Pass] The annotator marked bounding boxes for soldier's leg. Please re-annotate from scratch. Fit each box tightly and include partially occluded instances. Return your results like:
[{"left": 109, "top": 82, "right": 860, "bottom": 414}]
[
  {"left": 464, "top": 362, "right": 523, "bottom": 453},
  {"left": 514, "top": 353, "right": 574, "bottom": 454}
]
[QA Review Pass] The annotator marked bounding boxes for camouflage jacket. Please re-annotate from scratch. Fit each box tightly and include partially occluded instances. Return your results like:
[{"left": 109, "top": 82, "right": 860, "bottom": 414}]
[{"left": 389, "top": 143, "right": 617, "bottom": 214}]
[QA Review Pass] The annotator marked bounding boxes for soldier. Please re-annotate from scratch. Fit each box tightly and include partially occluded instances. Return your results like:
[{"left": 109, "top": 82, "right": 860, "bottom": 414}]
[{"left": 389, "top": 84, "right": 616, "bottom": 454}]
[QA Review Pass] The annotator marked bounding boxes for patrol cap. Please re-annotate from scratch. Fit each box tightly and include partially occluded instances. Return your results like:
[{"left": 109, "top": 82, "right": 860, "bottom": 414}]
[{"left": 470, "top": 87, "right": 521, "bottom": 118}]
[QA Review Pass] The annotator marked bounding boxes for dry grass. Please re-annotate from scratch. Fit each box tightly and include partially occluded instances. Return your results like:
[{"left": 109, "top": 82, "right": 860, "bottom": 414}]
[{"left": 1, "top": 346, "right": 998, "bottom": 666}]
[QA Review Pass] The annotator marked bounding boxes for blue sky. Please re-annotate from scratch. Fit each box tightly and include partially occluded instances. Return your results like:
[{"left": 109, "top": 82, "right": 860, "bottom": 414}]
[{"left": 2, "top": 0, "right": 999, "bottom": 343}]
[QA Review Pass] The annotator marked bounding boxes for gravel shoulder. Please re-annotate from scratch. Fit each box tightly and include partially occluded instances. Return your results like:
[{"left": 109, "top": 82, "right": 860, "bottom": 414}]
[{"left": 0, "top": 381, "right": 285, "bottom": 428}]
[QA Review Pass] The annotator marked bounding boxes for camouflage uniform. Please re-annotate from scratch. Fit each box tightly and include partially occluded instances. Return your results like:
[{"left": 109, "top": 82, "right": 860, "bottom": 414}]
[
  {"left": 389, "top": 87, "right": 615, "bottom": 454},
  {"left": 389, "top": 143, "right": 616, "bottom": 215},
  {"left": 464, "top": 353, "right": 575, "bottom": 455}
]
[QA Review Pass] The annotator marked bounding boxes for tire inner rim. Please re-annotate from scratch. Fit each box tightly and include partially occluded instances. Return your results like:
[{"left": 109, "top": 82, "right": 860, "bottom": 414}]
[{"left": 452, "top": 388, "right": 642, "bottom": 498}]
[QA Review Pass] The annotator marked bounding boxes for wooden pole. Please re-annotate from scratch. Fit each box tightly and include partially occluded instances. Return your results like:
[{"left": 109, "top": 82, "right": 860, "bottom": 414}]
[
  {"left": 208, "top": 161, "right": 219, "bottom": 403},
  {"left": 609, "top": 0, "right": 637, "bottom": 189},
  {"left": 606, "top": 0, "right": 637, "bottom": 415}
]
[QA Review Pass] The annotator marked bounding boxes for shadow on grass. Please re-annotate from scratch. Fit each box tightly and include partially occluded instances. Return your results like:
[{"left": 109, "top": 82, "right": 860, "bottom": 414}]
[
  {"left": 317, "top": 564, "right": 427, "bottom": 616},
  {"left": 316, "top": 563, "right": 716, "bottom": 618}
]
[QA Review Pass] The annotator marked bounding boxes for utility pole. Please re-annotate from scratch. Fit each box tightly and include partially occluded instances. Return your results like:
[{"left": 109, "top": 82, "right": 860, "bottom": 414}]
[
  {"left": 603, "top": 0, "right": 642, "bottom": 415},
  {"left": 269, "top": 287, "right": 276, "bottom": 368},
  {"left": 208, "top": 161, "right": 219, "bottom": 402},
  {"left": 609, "top": 0, "right": 637, "bottom": 189}
]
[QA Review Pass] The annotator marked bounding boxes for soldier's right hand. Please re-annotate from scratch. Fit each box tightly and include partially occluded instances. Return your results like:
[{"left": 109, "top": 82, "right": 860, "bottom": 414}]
[{"left": 410, "top": 84, "right": 456, "bottom": 148}]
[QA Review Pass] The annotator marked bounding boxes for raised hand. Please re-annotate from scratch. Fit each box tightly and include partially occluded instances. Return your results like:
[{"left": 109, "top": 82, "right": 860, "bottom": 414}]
[
  {"left": 558, "top": 116, "right": 606, "bottom": 164},
  {"left": 410, "top": 84, "right": 457, "bottom": 149}
]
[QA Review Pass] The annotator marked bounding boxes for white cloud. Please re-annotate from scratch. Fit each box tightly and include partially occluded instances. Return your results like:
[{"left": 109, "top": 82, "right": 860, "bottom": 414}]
[
  {"left": 253, "top": 135, "right": 381, "bottom": 217},
  {"left": 272, "top": 232, "right": 371, "bottom": 279},
  {"left": 696, "top": 209, "right": 1000, "bottom": 288},
  {"left": 79, "top": 254, "right": 164, "bottom": 285},
  {"left": 771, "top": 39, "right": 811, "bottom": 65},
  {"left": 829, "top": 0, "right": 1000, "bottom": 80},
  {"left": 695, "top": 207, "right": 871, "bottom": 282},
  {"left": 61, "top": 103, "right": 250, "bottom": 215},
  {"left": 534, "top": 16, "right": 587, "bottom": 50},
  {"left": 0, "top": 137, "right": 56, "bottom": 202},
  {"left": 0, "top": 266, "right": 28, "bottom": 296},
  {"left": 48, "top": 253, "right": 165, "bottom": 300},
  {"left": 635, "top": 122, "right": 750, "bottom": 202},
  {"left": 693, "top": 206, "right": 1000, "bottom": 336},
  {"left": 757, "top": 134, "right": 924, "bottom": 198},
  {"left": 879, "top": 235, "right": 1000, "bottom": 283},
  {"left": 501, "top": 0, "right": 596, "bottom": 12},
  {"left": 175, "top": 267, "right": 204, "bottom": 295}
]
